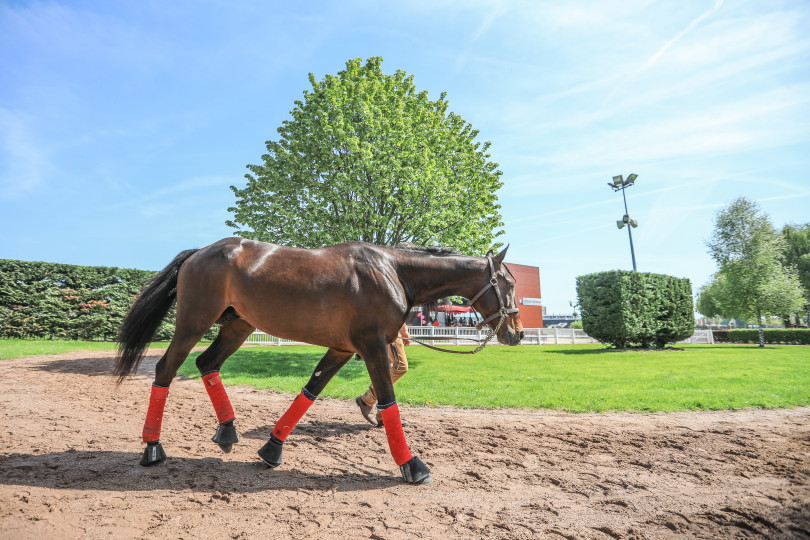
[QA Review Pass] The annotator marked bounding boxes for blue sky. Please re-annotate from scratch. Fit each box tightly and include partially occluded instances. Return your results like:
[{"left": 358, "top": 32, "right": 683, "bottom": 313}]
[{"left": 2, "top": 0, "right": 808, "bottom": 316}]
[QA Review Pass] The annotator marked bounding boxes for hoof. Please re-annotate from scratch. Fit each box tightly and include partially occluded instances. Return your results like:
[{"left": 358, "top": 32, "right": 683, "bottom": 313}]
[
  {"left": 258, "top": 437, "right": 283, "bottom": 468},
  {"left": 400, "top": 456, "right": 432, "bottom": 484},
  {"left": 212, "top": 420, "right": 238, "bottom": 453},
  {"left": 140, "top": 441, "right": 166, "bottom": 467}
]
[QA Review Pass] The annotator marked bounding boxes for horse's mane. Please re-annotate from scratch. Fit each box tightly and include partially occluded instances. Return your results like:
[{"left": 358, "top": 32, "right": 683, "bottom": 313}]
[{"left": 392, "top": 243, "right": 459, "bottom": 256}]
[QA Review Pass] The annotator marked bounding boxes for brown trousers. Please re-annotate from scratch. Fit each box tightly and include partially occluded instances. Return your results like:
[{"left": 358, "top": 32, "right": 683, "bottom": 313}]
[{"left": 359, "top": 337, "right": 408, "bottom": 406}]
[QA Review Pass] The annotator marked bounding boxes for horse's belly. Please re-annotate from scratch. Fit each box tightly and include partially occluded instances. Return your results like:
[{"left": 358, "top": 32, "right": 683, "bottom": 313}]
[{"left": 232, "top": 294, "right": 355, "bottom": 351}]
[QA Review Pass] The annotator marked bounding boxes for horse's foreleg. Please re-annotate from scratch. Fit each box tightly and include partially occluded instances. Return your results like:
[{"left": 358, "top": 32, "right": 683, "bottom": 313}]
[
  {"left": 195, "top": 319, "right": 255, "bottom": 452},
  {"left": 139, "top": 308, "right": 220, "bottom": 466},
  {"left": 362, "top": 345, "right": 432, "bottom": 485},
  {"left": 258, "top": 348, "right": 352, "bottom": 468}
]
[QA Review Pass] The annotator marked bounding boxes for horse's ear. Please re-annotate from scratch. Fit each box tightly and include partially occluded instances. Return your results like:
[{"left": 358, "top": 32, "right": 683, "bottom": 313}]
[
  {"left": 486, "top": 248, "right": 495, "bottom": 257},
  {"left": 494, "top": 244, "right": 509, "bottom": 264}
]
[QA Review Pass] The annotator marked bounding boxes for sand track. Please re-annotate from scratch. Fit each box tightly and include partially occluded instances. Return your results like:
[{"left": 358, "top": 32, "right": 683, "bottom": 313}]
[{"left": 1, "top": 349, "right": 808, "bottom": 539}]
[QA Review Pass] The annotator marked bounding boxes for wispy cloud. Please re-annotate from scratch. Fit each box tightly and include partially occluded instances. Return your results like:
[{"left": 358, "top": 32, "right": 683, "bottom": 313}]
[
  {"left": 600, "top": 0, "right": 725, "bottom": 107},
  {"left": 0, "top": 109, "right": 48, "bottom": 199},
  {"left": 642, "top": 0, "right": 725, "bottom": 71}
]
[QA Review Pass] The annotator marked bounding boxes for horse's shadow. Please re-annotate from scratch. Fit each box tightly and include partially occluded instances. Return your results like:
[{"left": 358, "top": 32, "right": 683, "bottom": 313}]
[
  {"left": 29, "top": 355, "right": 124, "bottom": 377},
  {"left": 0, "top": 450, "right": 400, "bottom": 494},
  {"left": 241, "top": 421, "right": 378, "bottom": 441}
]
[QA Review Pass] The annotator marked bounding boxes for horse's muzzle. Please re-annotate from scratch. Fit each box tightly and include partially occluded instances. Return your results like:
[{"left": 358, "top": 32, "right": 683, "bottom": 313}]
[{"left": 499, "top": 328, "right": 524, "bottom": 346}]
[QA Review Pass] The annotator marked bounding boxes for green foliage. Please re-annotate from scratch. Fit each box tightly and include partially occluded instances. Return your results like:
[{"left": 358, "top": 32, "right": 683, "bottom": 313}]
[
  {"left": 576, "top": 270, "right": 694, "bottom": 348},
  {"left": 176, "top": 344, "right": 810, "bottom": 412},
  {"left": 703, "top": 198, "right": 806, "bottom": 323},
  {"left": 782, "top": 223, "right": 810, "bottom": 320},
  {"left": 714, "top": 328, "right": 810, "bottom": 345},
  {"left": 0, "top": 259, "right": 218, "bottom": 342},
  {"left": 227, "top": 57, "right": 504, "bottom": 254},
  {"left": 569, "top": 320, "right": 583, "bottom": 329}
]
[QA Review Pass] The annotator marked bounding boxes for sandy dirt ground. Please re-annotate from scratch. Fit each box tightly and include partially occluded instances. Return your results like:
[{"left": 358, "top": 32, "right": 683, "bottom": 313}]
[{"left": 1, "top": 348, "right": 809, "bottom": 539}]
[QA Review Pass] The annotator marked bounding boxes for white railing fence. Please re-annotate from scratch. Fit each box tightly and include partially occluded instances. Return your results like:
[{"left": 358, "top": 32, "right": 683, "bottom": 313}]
[
  {"left": 677, "top": 329, "right": 714, "bottom": 344},
  {"left": 228, "top": 327, "right": 713, "bottom": 346}
]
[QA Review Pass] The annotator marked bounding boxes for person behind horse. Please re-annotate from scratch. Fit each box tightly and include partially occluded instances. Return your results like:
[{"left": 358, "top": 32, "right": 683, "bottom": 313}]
[{"left": 356, "top": 323, "right": 410, "bottom": 426}]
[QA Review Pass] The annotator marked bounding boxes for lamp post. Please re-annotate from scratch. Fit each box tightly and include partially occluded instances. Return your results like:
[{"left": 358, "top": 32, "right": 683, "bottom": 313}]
[{"left": 607, "top": 173, "right": 638, "bottom": 271}]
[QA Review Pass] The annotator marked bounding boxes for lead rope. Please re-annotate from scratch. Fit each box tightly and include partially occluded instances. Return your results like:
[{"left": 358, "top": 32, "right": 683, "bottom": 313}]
[{"left": 410, "top": 309, "right": 507, "bottom": 355}]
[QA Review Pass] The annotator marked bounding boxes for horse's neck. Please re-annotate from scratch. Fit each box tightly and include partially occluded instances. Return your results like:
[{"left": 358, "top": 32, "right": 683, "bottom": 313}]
[{"left": 397, "top": 255, "right": 487, "bottom": 305}]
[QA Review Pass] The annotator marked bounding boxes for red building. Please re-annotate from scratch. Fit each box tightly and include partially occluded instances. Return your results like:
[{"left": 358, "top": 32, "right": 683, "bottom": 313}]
[{"left": 506, "top": 261, "right": 542, "bottom": 328}]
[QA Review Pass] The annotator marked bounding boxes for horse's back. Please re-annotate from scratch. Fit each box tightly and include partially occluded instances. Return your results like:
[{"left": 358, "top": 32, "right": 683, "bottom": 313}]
[{"left": 178, "top": 238, "right": 405, "bottom": 348}]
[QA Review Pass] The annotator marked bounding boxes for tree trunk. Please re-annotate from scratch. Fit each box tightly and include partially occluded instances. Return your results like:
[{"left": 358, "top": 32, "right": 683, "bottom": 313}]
[{"left": 757, "top": 309, "right": 765, "bottom": 348}]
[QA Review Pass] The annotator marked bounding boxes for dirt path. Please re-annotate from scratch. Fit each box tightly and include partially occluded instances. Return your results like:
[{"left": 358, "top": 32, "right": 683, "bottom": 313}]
[{"left": 0, "top": 349, "right": 808, "bottom": 539}]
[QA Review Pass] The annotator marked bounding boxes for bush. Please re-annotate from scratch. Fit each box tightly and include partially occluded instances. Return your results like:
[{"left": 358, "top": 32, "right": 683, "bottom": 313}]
[
  {"left": 577, "top": 270, "right": 693, "bottom": 348},
  {"left": 0, "top": 258, "right": 219, "bottom": 342},
  {"left": 722, "top": 328, "right": 810, "bottom": 345}
]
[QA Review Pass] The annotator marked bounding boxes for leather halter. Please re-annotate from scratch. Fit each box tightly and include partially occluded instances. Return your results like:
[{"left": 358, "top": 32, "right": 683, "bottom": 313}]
[
  {"left": 468, "top": 256, "right": 520, "bottom": 330},
  {"left": 411, "top": 255, "right": 519, "bottom": 355}
]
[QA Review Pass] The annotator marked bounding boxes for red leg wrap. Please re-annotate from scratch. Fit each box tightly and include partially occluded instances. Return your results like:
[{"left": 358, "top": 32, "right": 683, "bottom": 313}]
[
  {"left": 380, "top": 403, "right": 413, "bottom": 466},
  {"left": 202, "top": 371, "right": 235, "bottom": 424},
  {"left": 142, "top": 385, "right": 169, "bottom": 442},
  {"left": 271, "top": 390, "right": 315, "bottom": 442}
]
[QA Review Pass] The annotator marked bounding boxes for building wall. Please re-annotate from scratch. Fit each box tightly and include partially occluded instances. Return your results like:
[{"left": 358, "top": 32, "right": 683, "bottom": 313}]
[{"left": 506, "top": 262, "right": 543, "bottom": 328}]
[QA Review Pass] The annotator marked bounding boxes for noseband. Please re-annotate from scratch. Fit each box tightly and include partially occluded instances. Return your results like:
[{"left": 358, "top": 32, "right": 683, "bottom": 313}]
[{"left": 411, "top": 255, "right": 519, "bottom": 355}]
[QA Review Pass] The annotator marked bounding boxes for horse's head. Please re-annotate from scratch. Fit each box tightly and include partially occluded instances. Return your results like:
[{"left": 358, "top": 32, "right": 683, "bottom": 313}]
[{"left": 470, "top": 246, "right": 524, "bottom": 346}]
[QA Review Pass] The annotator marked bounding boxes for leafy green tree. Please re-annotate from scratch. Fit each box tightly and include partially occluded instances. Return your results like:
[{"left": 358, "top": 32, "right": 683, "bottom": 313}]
[
  {"left": 782, "top": 223, "right": 810, "bottom": 324},
  {"left": 227, "top": 57, "right": 504, "bottom": 254},
  {"left": 704, "top": 197, "right": 806, "bottom": 346}
]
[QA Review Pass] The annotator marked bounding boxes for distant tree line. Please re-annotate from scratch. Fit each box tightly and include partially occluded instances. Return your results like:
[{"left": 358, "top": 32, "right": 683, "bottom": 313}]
[
  {"left": 698, "top": 197, "right": 809, "bottom": 346},
  {"left": 0, "top": 259, "right": 195, "bottom": 341}
]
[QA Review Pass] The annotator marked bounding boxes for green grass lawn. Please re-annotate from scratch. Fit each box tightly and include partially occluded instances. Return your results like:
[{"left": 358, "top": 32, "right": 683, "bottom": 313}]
[
  {"left": 172, "top": 343, "right": 810, "bottom": 413},
  {"left": 0, "top": 339, "right": 171, "bottom": 360},
  {"left": 3, "top": 339, "right": 807, "bottom": 412}
]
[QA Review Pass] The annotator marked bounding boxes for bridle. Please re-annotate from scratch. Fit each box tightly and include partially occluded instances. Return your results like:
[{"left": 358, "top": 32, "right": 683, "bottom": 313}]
[
  {"left": 468, "top": 256, "right": 520, "bottom": 331},
  {"left": 411, "top": 255, "right": 520, "bottom": 355}
]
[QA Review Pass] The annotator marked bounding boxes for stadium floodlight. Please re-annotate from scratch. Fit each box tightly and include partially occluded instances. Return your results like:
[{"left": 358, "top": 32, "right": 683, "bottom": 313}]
[{"left": 608, "top": 174, "right": 639, "bottom": 271}]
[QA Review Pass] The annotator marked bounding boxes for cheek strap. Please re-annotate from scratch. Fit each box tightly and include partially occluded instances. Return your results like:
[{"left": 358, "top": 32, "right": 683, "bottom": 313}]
[
  {"left": 202, "top": 371, "right": 235, "bottom": 424},
  {"left": 143, "top": 384, "right": 169, "bottom": 442}
]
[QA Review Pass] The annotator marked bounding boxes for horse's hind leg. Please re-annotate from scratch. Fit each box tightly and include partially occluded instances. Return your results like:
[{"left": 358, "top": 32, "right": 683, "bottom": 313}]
[
  {"left": 258, "top": 347, "right": 353, "bottom": 468},
  {"left": 140, "top": 308, "right": 223, "bottom": 466},
  {"left": 194, "top": 318, "right": 255, "bottom": 452}
]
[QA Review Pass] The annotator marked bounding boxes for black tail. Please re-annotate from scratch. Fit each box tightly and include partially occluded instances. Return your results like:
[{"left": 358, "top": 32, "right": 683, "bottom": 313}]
[{"left": 114, "top": 249, "right": 200, "bottom": 383}]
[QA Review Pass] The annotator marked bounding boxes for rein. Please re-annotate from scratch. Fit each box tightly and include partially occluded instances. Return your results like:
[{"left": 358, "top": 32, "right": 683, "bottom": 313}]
[{"left": 411, "top": 256, "right": 519, "bottom": 355}]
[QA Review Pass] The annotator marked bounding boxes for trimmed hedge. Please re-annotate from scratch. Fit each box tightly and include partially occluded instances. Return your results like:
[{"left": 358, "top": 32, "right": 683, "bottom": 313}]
[
  {"left": 576, "top": 270, "right": 693, "bottom": 348},
  {"left": 713, "top": 329, "right": 810, "bottom": 345},
  {"left": 0, "top": 258, "right": 216, "bottom": 342}
]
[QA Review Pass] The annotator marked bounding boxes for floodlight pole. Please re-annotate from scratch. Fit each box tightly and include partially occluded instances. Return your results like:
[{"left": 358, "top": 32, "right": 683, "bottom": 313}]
[
  {"left": 620, "top": 186, "right": 637, "bottom": 272},
  {"left": 609, "top": 174, "right": 638, "bottom": 272}
]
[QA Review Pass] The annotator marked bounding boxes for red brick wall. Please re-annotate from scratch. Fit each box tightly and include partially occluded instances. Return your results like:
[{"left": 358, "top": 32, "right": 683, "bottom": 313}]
[{"left": 506, "top": 262, "right": 542, "bottom": 328}]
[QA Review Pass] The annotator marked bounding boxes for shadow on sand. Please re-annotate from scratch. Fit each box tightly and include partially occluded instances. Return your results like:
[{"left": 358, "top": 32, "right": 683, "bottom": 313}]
[{"left": 0, "top": 448, "right": 399, "bottom": 494}]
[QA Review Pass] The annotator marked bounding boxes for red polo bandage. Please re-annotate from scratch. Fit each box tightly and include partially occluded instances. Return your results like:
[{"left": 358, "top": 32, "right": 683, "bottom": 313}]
[
  {"left": 271, "top": 390, "right": 315, "bottom": 442},
  {"left": 142, "top": 385, "right": 169, "bottom": 442},
  {"left": 379, "top": 403, "right": 413, "bottom": 466},
  {"left": 201, "top": 371, "right": 235, "bottom": 424}
]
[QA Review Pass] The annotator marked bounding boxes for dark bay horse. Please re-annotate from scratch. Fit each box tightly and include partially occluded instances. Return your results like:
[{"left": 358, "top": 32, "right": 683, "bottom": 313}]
[{"left": 114, "top": 237, "right": 523, "bottom": 484}]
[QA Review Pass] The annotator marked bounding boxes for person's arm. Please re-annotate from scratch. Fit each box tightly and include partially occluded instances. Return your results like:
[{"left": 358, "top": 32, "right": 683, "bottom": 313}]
[{"left": 400, "top": 324, "right": 411, "bottom": 346}]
